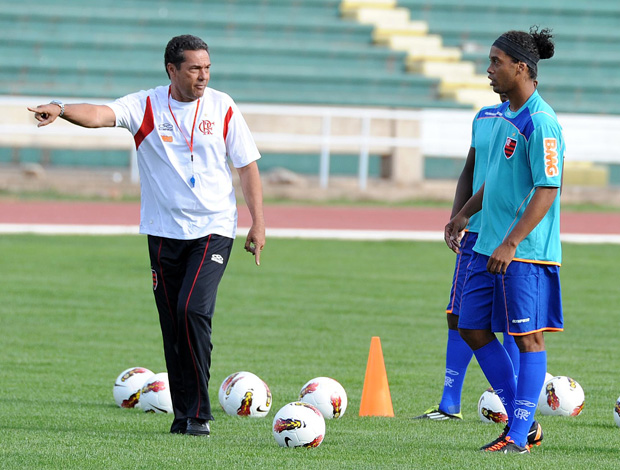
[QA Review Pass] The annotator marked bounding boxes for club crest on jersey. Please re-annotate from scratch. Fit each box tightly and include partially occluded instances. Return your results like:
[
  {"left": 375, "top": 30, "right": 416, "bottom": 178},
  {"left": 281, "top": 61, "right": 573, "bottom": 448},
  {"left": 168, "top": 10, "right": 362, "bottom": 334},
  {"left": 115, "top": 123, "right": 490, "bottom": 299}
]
[
  {"left": 198, "top": 120, "right": 214, "bottom": 135},
  {"left": 504, "top": 137, "right": 517, "bottom": 159}
]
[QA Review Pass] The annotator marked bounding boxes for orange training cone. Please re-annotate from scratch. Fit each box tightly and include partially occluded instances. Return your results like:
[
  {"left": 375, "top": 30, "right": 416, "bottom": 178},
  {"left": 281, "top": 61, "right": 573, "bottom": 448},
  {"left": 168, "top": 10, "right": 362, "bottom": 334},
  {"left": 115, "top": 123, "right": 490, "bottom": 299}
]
[{"left": 359, "top": 336, "right": 394, "bottom": 417}]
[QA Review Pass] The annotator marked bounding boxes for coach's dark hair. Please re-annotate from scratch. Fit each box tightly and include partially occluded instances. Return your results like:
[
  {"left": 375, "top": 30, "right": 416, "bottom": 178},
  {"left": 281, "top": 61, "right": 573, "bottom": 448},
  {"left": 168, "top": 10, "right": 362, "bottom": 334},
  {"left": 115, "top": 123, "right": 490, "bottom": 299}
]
[
  {"left": 164, "top": 35, "right": 209, "bottom": 78},
  {"left": 500, "top": 26, "right": 554, "bottom": 79}
]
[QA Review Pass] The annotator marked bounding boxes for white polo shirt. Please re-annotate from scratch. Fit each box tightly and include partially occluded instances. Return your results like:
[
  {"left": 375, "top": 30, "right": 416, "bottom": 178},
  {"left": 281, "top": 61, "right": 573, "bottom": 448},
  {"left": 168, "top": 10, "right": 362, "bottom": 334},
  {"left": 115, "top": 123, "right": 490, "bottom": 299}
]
[{"left": 108, "top": 85, "right": 261, "bottom": 240}]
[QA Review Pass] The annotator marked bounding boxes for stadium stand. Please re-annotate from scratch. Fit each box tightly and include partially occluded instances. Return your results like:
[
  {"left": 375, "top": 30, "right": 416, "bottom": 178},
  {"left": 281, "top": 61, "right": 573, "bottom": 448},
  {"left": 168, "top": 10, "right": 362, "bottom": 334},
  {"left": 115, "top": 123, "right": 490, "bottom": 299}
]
[
  {"left": 340, "top": 0, "right": 495, "bottom": 109},
  {"left": 4, "top": 0, "right": 616, "bottom": 113},
  {"left": 0, "top": 0, "right": 466, "bottom": 109},
  {"left": 1, "top": 0, "right": 619, "bottom": 187},
  {"left": 395, "top": 0, "right": 620, "bottom": 114}
]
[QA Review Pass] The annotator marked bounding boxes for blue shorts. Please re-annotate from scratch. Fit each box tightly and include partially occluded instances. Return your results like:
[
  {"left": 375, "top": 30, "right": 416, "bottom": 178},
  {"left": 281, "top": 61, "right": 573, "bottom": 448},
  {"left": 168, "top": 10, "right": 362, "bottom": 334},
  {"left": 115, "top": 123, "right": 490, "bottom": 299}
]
[
  {"left": 445, "top": 231, "right": 478, "bottom": 316},
  {"left": 458, "top": 252, "right": 564, "bottom": 335}
]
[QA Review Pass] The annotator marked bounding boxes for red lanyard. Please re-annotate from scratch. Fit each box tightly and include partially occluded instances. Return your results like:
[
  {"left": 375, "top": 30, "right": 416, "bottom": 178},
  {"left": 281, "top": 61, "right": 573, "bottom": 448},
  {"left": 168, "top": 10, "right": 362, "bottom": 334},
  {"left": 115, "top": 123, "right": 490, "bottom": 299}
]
[{"left": 167, "top": 86, "right": 201, "bottom": 186}]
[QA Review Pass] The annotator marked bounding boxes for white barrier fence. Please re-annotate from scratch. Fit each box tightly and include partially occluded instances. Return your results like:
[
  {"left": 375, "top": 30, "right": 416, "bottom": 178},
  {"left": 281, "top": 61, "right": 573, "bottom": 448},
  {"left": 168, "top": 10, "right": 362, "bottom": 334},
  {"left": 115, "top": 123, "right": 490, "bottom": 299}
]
[{"left": 2, "top": 96, "right": 619, "bottom": 190}]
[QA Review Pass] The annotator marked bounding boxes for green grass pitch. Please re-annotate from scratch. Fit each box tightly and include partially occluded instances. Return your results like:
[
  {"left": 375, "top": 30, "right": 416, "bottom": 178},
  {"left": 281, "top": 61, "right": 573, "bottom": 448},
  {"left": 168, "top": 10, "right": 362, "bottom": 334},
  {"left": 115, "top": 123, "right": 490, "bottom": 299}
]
[{"left": 0, "top": 234, "right": 619, "bottom": 469}]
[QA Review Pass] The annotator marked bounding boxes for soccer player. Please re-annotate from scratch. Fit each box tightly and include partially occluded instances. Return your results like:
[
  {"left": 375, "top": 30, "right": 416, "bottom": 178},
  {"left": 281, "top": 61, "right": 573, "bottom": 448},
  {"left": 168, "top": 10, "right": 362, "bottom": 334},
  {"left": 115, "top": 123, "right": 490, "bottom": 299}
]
[
  {"left": 414, "top": 92, "right": 521, "bottom": 421},
  {"left": 28, "top": 35, "right": 265, "bottom": 437},
  {"left": 445, "top": 26, "right": 564, "bottom": 453}
]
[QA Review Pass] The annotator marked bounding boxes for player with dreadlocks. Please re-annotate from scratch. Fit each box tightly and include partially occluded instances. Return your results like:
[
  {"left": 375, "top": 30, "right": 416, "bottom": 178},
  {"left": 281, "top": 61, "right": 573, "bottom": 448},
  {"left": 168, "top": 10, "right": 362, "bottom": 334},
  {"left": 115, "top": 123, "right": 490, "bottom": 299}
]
[{"left": 445, "top": 26, "right": 564, "bottom": 454}]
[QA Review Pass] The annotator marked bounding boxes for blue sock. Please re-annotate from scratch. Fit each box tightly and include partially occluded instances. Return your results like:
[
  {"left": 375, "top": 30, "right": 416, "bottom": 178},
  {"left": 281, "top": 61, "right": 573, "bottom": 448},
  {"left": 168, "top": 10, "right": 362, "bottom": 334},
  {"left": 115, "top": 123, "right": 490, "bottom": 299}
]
[
  {"left": 473, "top": 338, "right": 517, "bottom": 428},
  {"left": 502, "top": 334, "right": 520, "bottom": 380},
  {"left": 438, "top": 329, "right": 473, "bottom": 414},
  {"left": 507, "top": 351, "right": 547, "bottom": 447}
]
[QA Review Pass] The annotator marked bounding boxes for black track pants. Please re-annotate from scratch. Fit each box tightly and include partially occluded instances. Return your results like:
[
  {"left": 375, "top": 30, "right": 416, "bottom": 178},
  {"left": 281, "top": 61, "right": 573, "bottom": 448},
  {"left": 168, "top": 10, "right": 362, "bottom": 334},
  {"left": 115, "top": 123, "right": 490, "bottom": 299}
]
[{"left": 148, "top": 234, "right": 233, "bottom": 429}]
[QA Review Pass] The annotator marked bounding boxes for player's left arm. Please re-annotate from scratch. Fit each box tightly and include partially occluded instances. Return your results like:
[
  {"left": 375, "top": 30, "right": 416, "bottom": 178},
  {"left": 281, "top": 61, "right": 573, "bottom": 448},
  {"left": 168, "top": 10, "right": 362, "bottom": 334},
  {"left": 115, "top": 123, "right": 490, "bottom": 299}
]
[
  {"left": 486, "top": 186, "right": 557, "bottom": 274},
  {"left": 237, "top": 161, "right": 265, "bottom": 266}
]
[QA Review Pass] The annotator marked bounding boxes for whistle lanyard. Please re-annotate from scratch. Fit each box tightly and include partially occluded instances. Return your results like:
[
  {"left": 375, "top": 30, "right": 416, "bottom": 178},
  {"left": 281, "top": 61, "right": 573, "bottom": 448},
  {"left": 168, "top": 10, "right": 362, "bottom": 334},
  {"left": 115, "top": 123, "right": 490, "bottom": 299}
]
[{"left": 168, "top": 86, "right": 201, "bottom": 188}]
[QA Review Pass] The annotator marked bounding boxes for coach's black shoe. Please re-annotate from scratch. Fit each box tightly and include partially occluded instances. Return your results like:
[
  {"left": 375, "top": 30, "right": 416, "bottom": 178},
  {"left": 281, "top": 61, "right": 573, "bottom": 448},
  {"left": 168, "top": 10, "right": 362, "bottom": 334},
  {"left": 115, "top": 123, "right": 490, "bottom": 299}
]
[
  {"left": 186, "top": 418, "right": 210, "bottom": 437},
  {"left": 170, "top": 417, "right": 187, "bottom": 434}
]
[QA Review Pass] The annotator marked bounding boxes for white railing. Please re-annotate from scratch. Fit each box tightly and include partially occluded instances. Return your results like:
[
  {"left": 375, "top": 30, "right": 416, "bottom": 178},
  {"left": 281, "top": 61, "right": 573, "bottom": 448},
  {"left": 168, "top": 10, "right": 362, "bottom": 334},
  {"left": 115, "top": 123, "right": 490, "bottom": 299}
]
[
  {"left": 240, "top": 104, "right": 424, "bottom": 190},
  {"left": 3, "top": 97, "right": 620, "bottom": 190}
]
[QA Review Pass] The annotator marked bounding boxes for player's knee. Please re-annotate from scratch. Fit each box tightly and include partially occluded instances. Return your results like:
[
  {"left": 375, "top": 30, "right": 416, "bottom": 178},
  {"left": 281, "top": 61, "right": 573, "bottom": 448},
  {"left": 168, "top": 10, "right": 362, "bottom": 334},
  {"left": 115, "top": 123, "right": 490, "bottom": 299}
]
[
  {"left": 446, "top": 314, "right": 459, "bottom": 330},
  {"left": 458, "top": 328, "right": 495, "bottom": 350},
  {"left": 514, "top": 332, "right": 545, "bottom": 352}
]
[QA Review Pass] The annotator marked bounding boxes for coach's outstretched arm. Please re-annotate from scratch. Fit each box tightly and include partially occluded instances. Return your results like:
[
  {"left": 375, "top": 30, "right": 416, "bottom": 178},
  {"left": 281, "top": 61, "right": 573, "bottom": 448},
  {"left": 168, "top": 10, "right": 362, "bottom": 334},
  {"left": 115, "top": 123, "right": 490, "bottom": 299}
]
[{"left": 27, "top": 102, "right": 116, "bottom": 129}]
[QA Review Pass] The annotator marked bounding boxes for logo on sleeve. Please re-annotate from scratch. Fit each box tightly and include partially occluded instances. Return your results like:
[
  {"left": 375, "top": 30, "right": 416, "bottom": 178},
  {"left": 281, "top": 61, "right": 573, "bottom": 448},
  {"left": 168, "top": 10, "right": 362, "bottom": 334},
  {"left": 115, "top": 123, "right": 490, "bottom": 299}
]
[
  {"left": 504, "top": 137, "right": 517, "bottom": 159},
  {"left": 544, "top": 138, "right": 559, "bottom": 177}
]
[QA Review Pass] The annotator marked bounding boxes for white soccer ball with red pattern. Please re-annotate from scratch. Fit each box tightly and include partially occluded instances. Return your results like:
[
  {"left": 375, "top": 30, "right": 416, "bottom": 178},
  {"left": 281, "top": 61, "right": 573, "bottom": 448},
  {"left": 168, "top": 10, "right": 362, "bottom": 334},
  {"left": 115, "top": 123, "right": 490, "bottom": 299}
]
[
  {"left": 537, "top": 375, "right": 585, "bottom": 416},
  {"left": 272, "top": 402, "right": 325, "bottom": 448},
  {"left": 140, "top": 372, "right": 173, "bottom": 413},
  {"left": 299, "top": 376, "right": 348, "bottom": 419},
  {"left": 477, "top": 387, "right": 508, "bottom": 424},
  {"left": 614, "top": 396, "right": 620, "bottom": 427},
  {"left": 537, "top": 372, "right": 554, "bottom": 405},
  {"left": 113, "top": 367, "right": 154, "bottom": 409},
  {"left": 218, "top": 371, "right": 272, "bottom": 417}
]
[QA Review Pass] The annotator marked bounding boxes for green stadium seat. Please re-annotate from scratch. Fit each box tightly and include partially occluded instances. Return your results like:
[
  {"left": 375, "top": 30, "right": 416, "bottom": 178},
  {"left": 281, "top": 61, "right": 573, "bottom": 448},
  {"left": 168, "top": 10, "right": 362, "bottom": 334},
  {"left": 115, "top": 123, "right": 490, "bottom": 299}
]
[
  {"left": 4, "top": 0, "right": 616, "bottom": 114},
  {"left": 1, "top": 0, "right": 470, "bottom": 109},
  {"left": 396, "top": 1, "right": 620, "bottom": 115}
]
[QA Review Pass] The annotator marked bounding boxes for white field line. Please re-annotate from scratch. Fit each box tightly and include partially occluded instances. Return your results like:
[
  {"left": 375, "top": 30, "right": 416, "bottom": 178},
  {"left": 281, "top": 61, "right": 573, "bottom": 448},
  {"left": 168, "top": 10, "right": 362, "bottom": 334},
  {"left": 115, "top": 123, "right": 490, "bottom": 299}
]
[{"left": 0, "top": 224, "right": 618, "bottom": 244}]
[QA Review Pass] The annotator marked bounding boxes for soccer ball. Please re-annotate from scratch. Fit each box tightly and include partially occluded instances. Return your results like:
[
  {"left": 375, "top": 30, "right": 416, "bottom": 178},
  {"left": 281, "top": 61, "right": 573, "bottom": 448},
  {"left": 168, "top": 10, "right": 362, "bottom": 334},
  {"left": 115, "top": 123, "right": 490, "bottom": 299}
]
[
  {"left": 537, "top": 372, "right": 554, "bottom": 406},
  {"left": 299, "top": 376, "right": 348, "bottom": 419},
  {"left": 614, "top": 396, "right": 620, "bottom": 427},
  {"left": 140, "top": 372, "right": 173, "bottom": 413},
  {"left": 477, "top": 388, "right": 508, "bottom": 424},
  {"left": 113, "top": 367, "right": 154, "bottom": 408},
  {"left": 272, "top": 402, "right": 325, "bottom": 448},
  {"left": 537, "top": 375, "right": 585, "bottom": 416},
  {"left": 218, "top": 371, "right": 272, "bottom": 417}
]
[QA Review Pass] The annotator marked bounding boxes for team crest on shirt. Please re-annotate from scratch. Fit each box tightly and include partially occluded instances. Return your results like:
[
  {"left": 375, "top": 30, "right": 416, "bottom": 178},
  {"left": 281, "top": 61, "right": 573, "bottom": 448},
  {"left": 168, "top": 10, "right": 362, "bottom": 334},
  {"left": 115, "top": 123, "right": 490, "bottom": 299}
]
[
  {"left": 198, "top": 120, "right": 214, "bottom": 135},
  {"left": 504, "top": 137, "right": 517, "bottom": 159}
]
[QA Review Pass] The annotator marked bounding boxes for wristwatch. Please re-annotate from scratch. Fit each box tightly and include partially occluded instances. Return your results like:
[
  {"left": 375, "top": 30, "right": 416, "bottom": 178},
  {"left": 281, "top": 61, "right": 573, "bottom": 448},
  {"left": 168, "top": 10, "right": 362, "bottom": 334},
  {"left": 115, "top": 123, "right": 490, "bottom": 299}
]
[{"left": 50, "top": 100, "right": 65, "bottom": 117}]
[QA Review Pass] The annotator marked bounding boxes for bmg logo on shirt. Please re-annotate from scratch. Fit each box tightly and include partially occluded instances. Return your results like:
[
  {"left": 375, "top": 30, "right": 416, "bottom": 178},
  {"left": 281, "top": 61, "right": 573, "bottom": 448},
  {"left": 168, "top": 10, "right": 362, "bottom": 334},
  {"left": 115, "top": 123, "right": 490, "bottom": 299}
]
[{"left": 544, "top": 138, "right": 559, "bottom": 177}]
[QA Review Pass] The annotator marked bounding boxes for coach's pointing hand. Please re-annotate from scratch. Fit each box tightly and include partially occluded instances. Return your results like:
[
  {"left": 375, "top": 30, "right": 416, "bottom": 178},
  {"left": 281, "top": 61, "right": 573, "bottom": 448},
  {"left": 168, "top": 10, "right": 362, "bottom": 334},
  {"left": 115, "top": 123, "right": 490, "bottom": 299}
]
[{"left": 27, "top": 104, "right": 62, "bottom": 127}]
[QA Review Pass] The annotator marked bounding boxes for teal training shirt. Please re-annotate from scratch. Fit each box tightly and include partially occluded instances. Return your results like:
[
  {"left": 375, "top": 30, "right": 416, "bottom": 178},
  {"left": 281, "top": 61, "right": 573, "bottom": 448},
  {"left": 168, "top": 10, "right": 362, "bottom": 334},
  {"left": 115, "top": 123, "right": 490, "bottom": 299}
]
[
  {"left": 468, "top": 102, "right": 504, "bottom": 233},
  {"left": 474, "top": 90, "right": 564, "bottom": 265}
]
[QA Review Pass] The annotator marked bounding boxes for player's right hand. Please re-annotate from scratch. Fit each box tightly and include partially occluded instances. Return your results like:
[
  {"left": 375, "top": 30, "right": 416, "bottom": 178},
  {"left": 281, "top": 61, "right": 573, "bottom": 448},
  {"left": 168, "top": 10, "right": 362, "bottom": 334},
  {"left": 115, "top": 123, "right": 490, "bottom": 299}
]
[{"left": 444, "top": 217, "right": 467, "bottom": 253}]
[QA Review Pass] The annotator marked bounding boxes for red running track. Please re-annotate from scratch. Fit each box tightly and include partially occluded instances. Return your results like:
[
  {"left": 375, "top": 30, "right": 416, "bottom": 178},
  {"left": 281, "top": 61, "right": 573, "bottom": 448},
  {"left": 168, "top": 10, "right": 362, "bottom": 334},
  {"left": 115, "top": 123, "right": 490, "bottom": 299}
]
[{"left": 0, "top": 200, "right": 618, "bottom": 234}]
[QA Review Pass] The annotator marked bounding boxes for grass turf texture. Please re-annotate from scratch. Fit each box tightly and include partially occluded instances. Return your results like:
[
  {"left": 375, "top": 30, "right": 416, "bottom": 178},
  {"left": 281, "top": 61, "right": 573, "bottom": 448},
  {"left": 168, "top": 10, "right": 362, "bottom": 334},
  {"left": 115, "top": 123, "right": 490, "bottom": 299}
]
[{"left": 1, "top": 235, "right": 619, "bottom": 469}]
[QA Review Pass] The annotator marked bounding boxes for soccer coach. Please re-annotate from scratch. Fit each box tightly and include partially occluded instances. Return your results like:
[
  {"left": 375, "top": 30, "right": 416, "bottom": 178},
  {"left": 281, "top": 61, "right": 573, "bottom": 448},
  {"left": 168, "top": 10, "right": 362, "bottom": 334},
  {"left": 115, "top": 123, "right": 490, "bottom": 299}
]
[{"left": 28, "top": 34, "right": 265, "bottom": 437}]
